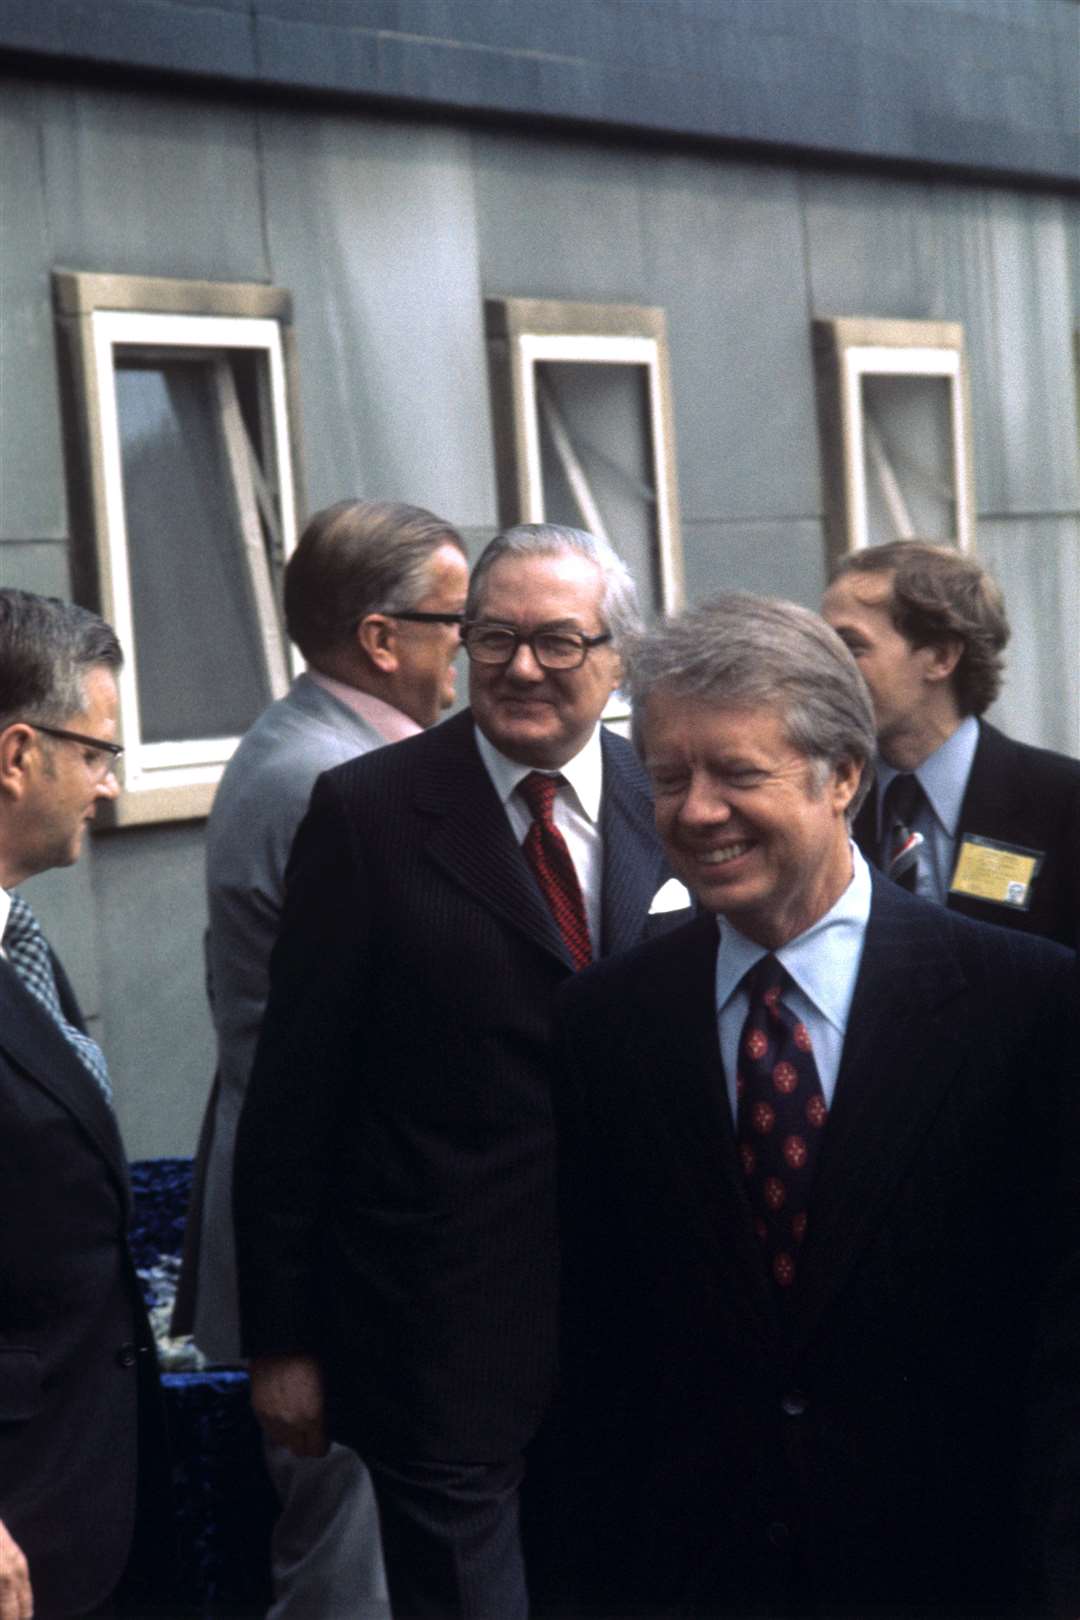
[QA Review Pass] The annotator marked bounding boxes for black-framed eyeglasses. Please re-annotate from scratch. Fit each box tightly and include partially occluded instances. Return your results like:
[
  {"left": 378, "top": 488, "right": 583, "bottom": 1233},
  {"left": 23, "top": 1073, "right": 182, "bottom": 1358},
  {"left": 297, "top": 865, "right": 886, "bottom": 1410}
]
[
  {"left": 461, "top": 623, "right": 613, "bottom": 671},
  {"left": 24, "top": 722, "right": 124, "bottom": 776},
  {"left": 386, "top": 611, "right": 466, "bottom": 628}
]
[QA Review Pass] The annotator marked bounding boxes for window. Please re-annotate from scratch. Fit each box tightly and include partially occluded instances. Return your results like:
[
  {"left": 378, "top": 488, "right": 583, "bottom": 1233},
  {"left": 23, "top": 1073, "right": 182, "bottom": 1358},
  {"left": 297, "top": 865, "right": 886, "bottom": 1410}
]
[
  {"left": 53, "top": 271, "right": 304, "bottom": 824},
  {"left": 812, "top": 317, "right": 975, "bottom": 559},
  {"left": 485, "top": 298, "right": 684, "bottom": 619}
]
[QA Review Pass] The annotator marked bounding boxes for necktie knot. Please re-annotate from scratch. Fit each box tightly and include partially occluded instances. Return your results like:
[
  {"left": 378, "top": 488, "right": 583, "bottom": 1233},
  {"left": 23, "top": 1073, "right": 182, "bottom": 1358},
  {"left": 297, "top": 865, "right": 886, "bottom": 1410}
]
[
  {"left": 518, "top": 770, "right": 561, "bottom": 826},
  {"left": 882, "top": 772, "right": 921, "bottom": 834}
]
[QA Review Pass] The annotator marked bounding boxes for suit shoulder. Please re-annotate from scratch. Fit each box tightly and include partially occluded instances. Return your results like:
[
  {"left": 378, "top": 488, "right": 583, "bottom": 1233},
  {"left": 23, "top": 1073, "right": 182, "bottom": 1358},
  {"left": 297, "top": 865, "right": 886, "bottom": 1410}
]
[
  {"left": 561, "top": 912, "right": 713, "bottom": 1012},
  {"left": 979, "top": 723, "right": 1080, "bottom": 791}
]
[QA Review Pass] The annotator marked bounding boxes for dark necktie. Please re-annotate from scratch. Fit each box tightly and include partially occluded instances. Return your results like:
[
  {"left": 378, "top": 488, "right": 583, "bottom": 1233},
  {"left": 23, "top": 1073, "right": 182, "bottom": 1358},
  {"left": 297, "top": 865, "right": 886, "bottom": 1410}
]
[
  {"left": 518, "top": 771, "right": 592, "bottom": 971},
  {"left": 3, "top": 893, "right": 113, "bottom": 1101},
  {"left": 735, "top": 954, "right": 827, "bottom": 1291},
  {"left": 880, "top": 773, "right": 923, "bottom": 892}
]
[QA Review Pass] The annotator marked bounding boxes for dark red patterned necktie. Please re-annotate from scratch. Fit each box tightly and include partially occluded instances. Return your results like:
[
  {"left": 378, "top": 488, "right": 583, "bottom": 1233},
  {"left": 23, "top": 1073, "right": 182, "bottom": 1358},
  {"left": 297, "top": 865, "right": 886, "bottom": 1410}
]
[
  {"left": 735, "top": 954, "right": 828, "bottom": 1292},
  {"left": 518, "top": 771, "right": 592, "bottom": 971}
]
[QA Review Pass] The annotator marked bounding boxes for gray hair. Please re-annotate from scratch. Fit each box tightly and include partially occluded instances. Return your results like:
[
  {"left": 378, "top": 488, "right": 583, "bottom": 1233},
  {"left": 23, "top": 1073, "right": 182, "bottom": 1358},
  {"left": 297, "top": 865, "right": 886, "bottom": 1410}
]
[
  {"left": 466, "top": 523, "right": 642, "bottom": 652},
  {"left": 285, "top": 500, "right": 466, "bottom": 663},
  {"left": 626, "top": 593, "right": 876, "bottom": 818},
  {"left": 0, "top": 589, "right": 123, "bottom": 732}
]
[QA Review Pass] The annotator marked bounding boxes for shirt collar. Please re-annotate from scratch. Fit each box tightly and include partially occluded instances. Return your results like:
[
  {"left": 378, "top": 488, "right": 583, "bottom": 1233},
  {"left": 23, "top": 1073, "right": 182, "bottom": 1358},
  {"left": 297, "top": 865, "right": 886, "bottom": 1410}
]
[
  {"left": 473, "top": 721, "right": 605, "bottom": 823},
  {"left": 0, "top": 887, "right": 10, "bottom": 946},
  {"left": 306, "top": 669, "right": 422, "bottom": 745},
  {"left": 714, "top": 843, "right": 872, "bottom": 1037},
  {"left": 875, "top": 714, "right": 979, "bottom": 838}
]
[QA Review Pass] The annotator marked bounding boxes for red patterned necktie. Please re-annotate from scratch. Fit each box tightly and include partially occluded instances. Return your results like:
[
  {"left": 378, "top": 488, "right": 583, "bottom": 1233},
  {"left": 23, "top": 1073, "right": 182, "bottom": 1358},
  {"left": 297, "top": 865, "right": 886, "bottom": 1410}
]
[
  {"left": 518, "top": 771, "right": 592, "bottom": 971},
  {"left": 735, "top": 954, "right": 827, "bottom": 1292}
]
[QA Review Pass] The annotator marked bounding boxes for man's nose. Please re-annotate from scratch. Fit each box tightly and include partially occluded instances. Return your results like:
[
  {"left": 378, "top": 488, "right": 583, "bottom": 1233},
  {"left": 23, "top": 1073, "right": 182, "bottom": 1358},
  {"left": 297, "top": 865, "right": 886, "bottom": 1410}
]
[
  {"left": 96, "top": 768, "right": 121, "bottom": 802},
  {"left": 678, "top": 775, "right": 730, "bottom": 827},
  {"left": 504, "top": 639, "right": 546, "bottom": 680}
]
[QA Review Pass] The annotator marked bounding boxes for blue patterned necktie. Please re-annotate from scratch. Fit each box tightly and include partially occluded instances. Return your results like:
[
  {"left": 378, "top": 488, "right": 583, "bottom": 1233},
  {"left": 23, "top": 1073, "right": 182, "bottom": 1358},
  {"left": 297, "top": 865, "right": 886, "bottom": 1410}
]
[{"left": 3, "top": 892, "right": 113, "bottom": 1102}]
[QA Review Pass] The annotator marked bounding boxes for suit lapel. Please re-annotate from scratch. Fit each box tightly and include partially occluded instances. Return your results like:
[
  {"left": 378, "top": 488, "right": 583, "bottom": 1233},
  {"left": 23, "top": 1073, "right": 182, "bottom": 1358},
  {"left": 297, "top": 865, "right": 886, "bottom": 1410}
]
[
  {"left": 598, "top": 729, "right": 667, "bottom": 958},
  {"left": 0, "top": 959, "right": 130, "bottom": 1204},
  {"left": 633, "top": 913, "right": 778, "bottom": 1342},
  {"left": 416, "top": 712, "right": 571, "bottom": 967},
  {"left": 791, "top": 878, "right": 969, "bottom": 1345}
]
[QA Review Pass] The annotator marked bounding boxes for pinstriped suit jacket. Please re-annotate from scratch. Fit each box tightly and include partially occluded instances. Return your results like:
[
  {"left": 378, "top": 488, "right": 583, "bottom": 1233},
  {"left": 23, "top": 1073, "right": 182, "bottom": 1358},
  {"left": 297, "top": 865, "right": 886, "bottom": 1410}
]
[
  {"left": 555, "top": 875, "right": 1080, "bottom": 1617},
  {"left": 234, "top": 708, "right": 685, "bottom": 1462}
]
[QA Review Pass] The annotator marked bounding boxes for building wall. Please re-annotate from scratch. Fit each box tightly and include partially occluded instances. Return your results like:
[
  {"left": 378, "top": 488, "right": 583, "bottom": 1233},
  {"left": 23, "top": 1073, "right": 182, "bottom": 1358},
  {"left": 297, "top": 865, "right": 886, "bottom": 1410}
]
[{"left": 1, "top": 69, "right": 1077, "bottom": 1155}]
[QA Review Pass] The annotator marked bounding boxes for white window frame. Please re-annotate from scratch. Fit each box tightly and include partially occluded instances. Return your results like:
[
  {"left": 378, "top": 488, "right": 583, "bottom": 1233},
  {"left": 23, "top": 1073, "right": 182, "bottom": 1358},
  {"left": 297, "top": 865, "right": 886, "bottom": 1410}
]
[
  {"left": 485, "top": 298, "right": 684, "bottom": 614},
  {"left": 53, "top": 271, "right": 305, "bottom": 825},
  {"left": 813, "top": 317, "right": 975, "bottom": 560}
]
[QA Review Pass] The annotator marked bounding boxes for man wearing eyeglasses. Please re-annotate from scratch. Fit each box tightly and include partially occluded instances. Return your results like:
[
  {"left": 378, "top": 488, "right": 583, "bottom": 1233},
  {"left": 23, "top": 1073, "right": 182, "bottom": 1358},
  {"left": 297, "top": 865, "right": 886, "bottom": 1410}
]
[
  {"left": 234, "top": 522, "right": 688, "bottom": 1618},
  {"left": 175, "top": 500, "right": 467, "bottom": 1620},
  {"left": 0, "top": 588, "right": 168, "bottom": 1619}
]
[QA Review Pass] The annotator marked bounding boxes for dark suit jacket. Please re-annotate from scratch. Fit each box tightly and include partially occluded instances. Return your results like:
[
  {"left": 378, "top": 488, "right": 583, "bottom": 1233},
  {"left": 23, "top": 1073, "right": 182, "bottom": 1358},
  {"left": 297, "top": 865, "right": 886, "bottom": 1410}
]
[
  {"left": 556, "top": 878, "right": 1080, "bottom": 1619},
  {"left": 854, "top": 719, "right": 1080, "bottom": 949},
  {"left": 0, "top": 951, "right": 165, "bottom": 1617},
  {"left": 234, "top": 709, "right": 686, "bottom": 1465}
]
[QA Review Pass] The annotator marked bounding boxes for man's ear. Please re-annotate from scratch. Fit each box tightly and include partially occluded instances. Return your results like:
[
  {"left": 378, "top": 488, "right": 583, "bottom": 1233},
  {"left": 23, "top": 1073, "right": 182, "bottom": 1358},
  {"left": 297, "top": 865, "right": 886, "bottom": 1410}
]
[
  {"left": 355, "top": 615, "right": 400, "bottom": 675},
  {"left": 0, "top": 723, "right": 36, "bottom": 801},
  {"left": 923, "top": 637, "right": 964, "bottom": 686},
  {"left": 832, "top": 754, "right": 862, "bottom": 817}
]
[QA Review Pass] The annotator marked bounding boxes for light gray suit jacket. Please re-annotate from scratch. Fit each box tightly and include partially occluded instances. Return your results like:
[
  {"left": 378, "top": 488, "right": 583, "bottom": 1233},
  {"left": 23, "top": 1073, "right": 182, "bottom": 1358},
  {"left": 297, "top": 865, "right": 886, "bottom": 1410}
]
[{"left": 175, "top": 673, "right": 390, "bottom": 1361}]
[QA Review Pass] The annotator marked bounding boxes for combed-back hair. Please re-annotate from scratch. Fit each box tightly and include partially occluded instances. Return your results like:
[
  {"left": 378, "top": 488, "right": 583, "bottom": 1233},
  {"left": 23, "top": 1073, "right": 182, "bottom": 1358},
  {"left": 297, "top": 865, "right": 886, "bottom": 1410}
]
[
  {"left": 284, "top": 500, "right": 465, "bottom": 663},
  {"left": 0, "top": 589, "right": 122, "bottom": 731},
  {"left": 626, "top": 592, "right": 876, "bottom": 818},
  {"left": 466, "top": 523, "right": 642, "bottom": 652},
  {"left": 830, "top": 540, "right": 1008, "bottom": 716}
]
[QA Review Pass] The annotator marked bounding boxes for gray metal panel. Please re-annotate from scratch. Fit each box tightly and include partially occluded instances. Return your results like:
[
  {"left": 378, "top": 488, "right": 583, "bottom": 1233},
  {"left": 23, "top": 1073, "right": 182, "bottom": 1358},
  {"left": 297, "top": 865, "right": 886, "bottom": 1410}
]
[
  {"left": 2, "top": 0, "right": 1077, "bottom": 185},
  {"left": 0, "top": 85, "right": 68, "bottom": 541},
  {"left": 473, "top": 133, "right": 647, "bottom": 304},
  {"left": 935, "top": 187, "right": 1080, "bottom": 515},
  {"left": 39, "top": 81, "right": 269, "bottom": 283},
  {"left": 0, "top": 541, "right": 72, "bottom": 594},
  {"left": 636, "top": 154, "right": 820, "bottom": 524},
  {"left": 681, "top": 517, "right": 828, "bottom": 613},
  {"left": 89, "top": 822, "right": 215, "bottom": 1160},
  {"left": 259, "top": 108, "right": 495, "bottom": 525},
  {"left": 979, "top": 514, "right": 1080, "bottom": 759},
  {"left": 803, "top": 171, "right": 1080, "bottom": 517}
]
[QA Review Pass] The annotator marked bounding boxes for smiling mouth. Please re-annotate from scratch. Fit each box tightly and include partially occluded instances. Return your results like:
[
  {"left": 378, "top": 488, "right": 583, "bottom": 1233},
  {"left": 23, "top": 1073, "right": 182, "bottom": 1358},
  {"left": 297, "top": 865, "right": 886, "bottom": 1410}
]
[{"left": 695, "top": 840, "right": 754, "bottom": 867}]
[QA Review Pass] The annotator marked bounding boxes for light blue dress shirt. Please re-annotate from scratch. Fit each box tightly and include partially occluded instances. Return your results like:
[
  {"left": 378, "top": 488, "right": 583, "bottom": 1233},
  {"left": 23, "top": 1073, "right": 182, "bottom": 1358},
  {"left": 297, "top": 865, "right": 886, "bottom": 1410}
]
[
  {"left": 714, "top": 845, "right": 872, "bottom": 1119},
  {"left": 873, "top": 715, "right": 979, "bottom": 905}
]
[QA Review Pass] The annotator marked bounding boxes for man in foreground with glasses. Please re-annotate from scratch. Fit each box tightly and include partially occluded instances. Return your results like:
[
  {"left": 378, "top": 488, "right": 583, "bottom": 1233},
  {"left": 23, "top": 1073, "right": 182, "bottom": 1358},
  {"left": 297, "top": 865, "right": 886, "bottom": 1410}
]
[
  {"left": 0, "top": 588, "right": 168, "bottom": 1618},
  {"left": 234, "top": 522, "right": 689, "bottom": 1617},
  {"left": 175, "top": 499, "right": 467, "bottom": 1620}
]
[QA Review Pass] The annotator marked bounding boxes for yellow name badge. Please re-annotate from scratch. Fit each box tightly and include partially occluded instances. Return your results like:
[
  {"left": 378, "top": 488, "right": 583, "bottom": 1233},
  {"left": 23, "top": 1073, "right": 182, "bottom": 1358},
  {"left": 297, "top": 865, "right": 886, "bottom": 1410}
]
[{"left": 949, "top": 834, "right": 1043, "bottom": 911}]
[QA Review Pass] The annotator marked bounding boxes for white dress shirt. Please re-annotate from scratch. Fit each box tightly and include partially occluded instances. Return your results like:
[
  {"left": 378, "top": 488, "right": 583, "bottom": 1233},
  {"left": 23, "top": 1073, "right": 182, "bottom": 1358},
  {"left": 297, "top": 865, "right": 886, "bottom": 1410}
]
[
  {"left": 474, "top": 723, "right": 605, "bottom": 951},
  {"left": 714, "top": 844, "right": 872, "bottom": 1119}
]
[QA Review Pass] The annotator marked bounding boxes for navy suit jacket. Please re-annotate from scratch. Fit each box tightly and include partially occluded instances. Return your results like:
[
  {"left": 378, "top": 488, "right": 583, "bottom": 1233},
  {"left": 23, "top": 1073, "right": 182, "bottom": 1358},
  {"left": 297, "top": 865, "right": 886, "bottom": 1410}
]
[
  {"left": 234, "top": 709, "right": 686, "bottom": 1463},
  {"left": 0, "top": 952, "right": 165, "bottom": 1616},
  {"left": 854, "top": 719, "right": 1080, "bottom": 949},
  {"left": 556, "top": 877, "right": 1080, "bottom": 1618}
]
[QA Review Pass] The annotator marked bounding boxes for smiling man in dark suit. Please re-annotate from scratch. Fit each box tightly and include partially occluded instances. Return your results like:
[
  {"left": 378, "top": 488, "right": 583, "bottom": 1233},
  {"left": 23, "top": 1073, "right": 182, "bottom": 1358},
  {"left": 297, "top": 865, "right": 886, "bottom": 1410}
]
[
  {"left": 556, "top": 593, "right": 1080, "bottom": 1619},
  {"left": 234, "top": 523, "right": 689, "bottom": 1618},
  {"left": 822, "top": 539, "right": 1080, "bottom": 948},
  {"left": 0, "top": 589, "right": 168, "bottom": 1619}
]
